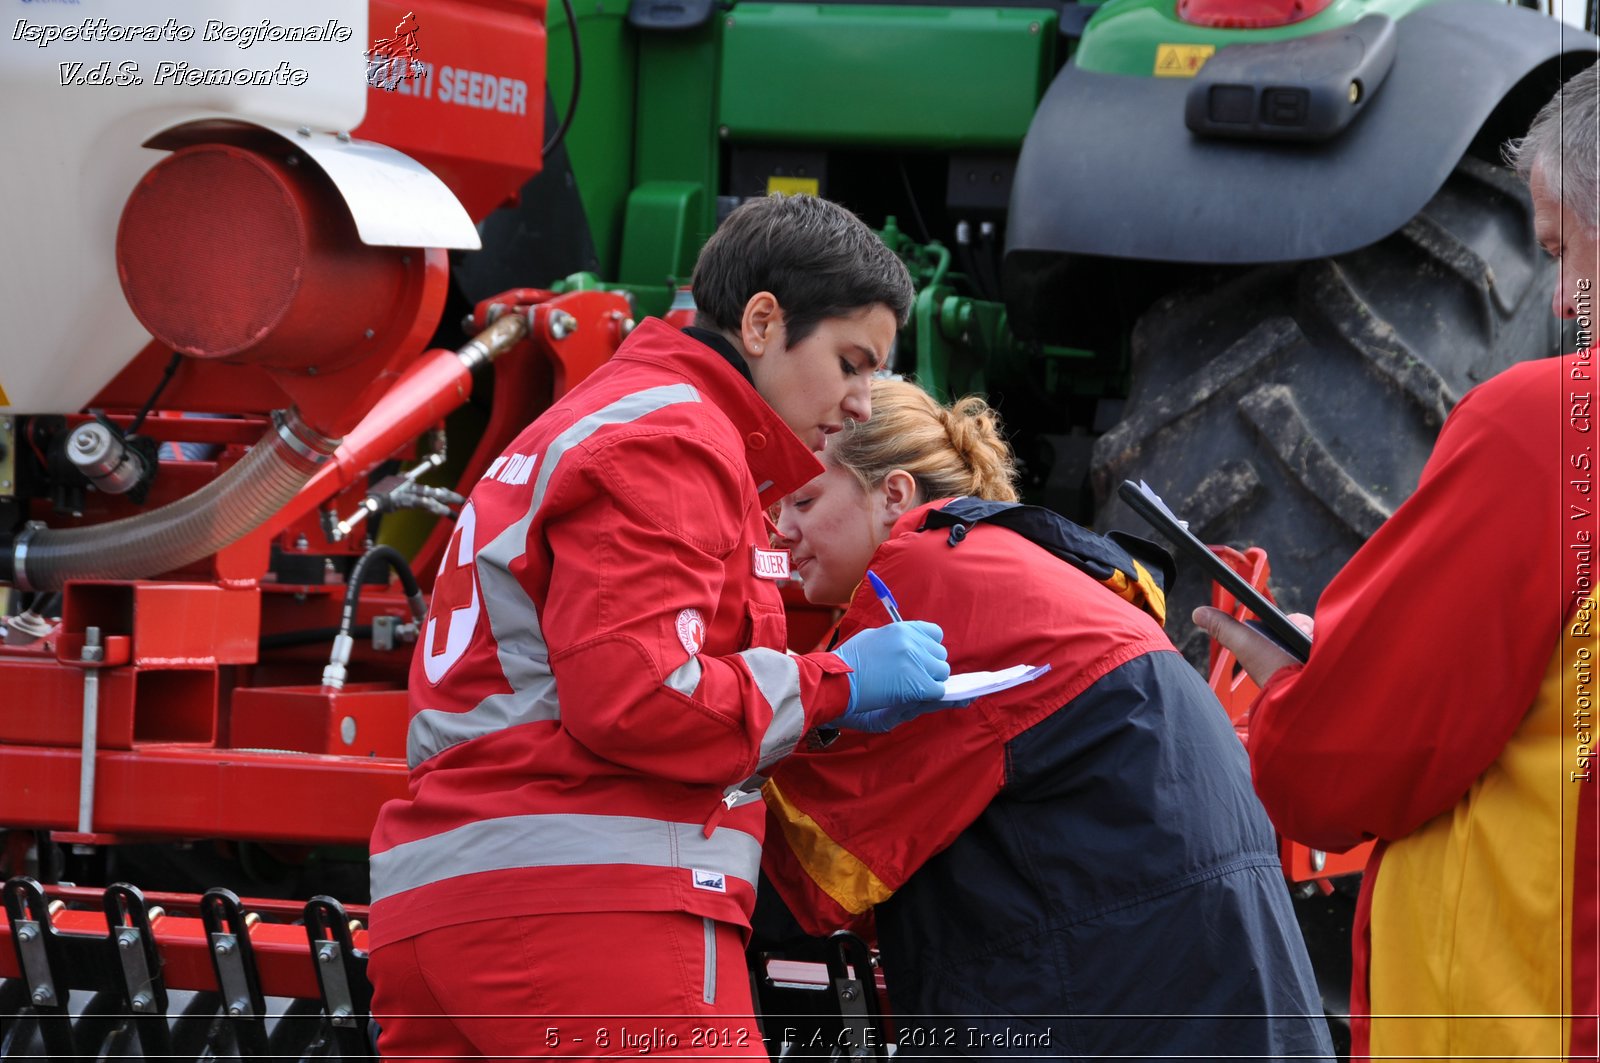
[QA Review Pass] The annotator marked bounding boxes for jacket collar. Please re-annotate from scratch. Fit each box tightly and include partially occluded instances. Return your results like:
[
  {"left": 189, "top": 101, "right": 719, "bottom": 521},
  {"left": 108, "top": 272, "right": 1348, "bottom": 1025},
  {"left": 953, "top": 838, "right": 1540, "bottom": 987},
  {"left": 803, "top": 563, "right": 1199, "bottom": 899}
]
[
  {"left": 681, "top": 325, "right": 755, "bottom": 386},
  {"left": 613, "top": 317, "right": 824, "bottom": 507},
  {"left": 896, "top": 498, "right": 957, "bottom": 538}
]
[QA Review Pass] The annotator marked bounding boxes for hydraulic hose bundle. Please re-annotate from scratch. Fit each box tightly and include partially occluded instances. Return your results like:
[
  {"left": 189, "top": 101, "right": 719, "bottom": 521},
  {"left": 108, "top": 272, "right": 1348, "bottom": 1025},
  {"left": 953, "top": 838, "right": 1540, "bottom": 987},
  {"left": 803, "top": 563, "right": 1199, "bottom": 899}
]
[{"left": 7, "top": 410, "right": 339, "bottom": 592}]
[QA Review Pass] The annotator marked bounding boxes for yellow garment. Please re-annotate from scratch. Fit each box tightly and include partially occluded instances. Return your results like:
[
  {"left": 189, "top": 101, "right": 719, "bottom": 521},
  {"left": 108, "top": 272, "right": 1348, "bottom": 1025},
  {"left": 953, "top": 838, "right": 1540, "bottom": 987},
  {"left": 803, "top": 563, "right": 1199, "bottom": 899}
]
[{"left": 1366, "top": 596, "right": 1594, "bottom": 1060}]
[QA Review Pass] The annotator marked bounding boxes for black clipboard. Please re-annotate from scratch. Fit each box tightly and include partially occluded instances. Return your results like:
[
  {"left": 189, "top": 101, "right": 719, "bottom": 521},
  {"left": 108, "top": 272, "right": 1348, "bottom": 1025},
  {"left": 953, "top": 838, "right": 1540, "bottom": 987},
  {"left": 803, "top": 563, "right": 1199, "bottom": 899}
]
[{"left": 1117, "top": 480, "right": 1312, "bottom": 662}]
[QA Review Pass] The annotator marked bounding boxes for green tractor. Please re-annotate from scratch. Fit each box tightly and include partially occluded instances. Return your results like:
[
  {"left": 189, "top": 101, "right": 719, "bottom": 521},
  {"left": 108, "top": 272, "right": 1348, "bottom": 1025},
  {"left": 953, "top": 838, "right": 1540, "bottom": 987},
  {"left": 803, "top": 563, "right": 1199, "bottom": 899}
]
[
  {"left": 446, "top": 0, "right": 1594, "bottom": 1048},
  {"left": 462, "top": 0, "right": 1594, "bottom": 655}
]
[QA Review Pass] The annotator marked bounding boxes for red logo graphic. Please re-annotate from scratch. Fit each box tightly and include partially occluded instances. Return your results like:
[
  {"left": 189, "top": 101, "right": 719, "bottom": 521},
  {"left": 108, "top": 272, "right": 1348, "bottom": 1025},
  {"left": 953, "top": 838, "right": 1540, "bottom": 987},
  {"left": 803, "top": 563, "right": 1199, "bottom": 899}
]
[
  {"left": 675, "top": 608, "right": 706, "bottom": 656},
  {"left": 366, "top": 11, "right": 424, "bottom": 91},
  {"left": 423, "top": 502, "right": 480, "bottom": 683}
]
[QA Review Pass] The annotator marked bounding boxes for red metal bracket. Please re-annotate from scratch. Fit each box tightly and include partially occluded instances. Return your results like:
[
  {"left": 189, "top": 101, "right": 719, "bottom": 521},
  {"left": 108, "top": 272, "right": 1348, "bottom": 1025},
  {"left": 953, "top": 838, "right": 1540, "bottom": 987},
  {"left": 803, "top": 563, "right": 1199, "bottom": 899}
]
[{"left": 1200, "top": 544, "right": 1371, "bottom": 890}]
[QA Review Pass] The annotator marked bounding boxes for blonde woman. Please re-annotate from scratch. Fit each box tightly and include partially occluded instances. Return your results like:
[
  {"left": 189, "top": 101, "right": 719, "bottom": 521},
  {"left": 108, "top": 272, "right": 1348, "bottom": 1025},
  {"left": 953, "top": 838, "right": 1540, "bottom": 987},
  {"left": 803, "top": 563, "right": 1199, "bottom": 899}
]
[{"left": 764, "top": 379, "right": 1334, "bottom": 1058}]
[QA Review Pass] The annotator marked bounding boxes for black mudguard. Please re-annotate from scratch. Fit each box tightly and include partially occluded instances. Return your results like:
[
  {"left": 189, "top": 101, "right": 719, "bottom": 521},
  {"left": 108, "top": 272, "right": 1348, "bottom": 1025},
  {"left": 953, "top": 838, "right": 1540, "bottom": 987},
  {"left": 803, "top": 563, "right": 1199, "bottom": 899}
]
[{"left": 1006, "top": 0, "right": 1597, "bottom": 272}]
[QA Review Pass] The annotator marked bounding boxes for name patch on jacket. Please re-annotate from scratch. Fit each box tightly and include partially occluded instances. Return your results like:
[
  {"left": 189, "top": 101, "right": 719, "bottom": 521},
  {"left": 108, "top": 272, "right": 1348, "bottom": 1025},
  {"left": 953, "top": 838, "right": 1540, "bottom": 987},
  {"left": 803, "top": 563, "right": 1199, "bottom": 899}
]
[
  {"left": 692, "top": 869, "right": 727, "bottom": 893},
  {"left": 482, "top": 452, "right": 538, "bottom": 485},
  {"left": 752, "top": 547, "right": 791, "bottom": 580}
]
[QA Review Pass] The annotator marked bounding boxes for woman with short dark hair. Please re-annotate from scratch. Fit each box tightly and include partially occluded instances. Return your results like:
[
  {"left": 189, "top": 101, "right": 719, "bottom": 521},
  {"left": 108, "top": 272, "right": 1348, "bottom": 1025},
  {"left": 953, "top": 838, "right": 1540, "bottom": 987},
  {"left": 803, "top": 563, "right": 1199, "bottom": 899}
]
[{"left": 369, "top": 197, "right": 961, "bottom": 1059}]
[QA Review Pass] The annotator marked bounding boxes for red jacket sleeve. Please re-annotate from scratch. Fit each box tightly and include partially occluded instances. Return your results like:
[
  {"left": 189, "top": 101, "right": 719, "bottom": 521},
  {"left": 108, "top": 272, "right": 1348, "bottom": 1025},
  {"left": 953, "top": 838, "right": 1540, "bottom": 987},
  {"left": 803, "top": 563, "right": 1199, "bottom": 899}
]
[
  {"left": 761, "top": 543, "right": 1005, "bottom": 934},
  {"left": 541, "top": 428, "right": 852, "bottom": 788},
  {"left": 1248, "top": 358, "right": 1578, "bottom": 852}
]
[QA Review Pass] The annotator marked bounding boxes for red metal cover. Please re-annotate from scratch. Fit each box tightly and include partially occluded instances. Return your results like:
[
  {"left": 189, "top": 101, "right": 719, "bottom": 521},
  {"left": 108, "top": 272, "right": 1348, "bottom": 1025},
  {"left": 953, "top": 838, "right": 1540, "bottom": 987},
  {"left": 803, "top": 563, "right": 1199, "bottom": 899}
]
[{"left": 356, "top": 0, "right": 549, "bottom": 220}]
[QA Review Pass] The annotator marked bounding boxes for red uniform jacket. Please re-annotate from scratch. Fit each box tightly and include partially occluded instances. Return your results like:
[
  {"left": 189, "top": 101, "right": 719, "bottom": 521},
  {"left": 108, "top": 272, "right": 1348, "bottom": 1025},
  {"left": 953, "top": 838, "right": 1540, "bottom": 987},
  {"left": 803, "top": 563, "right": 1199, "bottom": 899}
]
[
  {"left": 761, "top": 500, "right": 1331, "bottom": 1057},
  {"left": 368, "top": 320, "right": 853, "bottom": 948},
  {"left": 1247, "top": 352, "right": 1600, "bottom": 1059},
  {"left": 764, "top": 501, "right": 1175, "bottom": 930}
]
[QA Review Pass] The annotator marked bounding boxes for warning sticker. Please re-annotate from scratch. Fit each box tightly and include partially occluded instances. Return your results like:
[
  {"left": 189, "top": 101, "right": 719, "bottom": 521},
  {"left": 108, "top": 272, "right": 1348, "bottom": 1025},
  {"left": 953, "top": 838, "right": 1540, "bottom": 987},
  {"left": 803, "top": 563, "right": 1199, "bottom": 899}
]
[
  {"left": 767, "top": 176, "right": 820, "bottom": 197},
  {"left": 1153, "top": 43, "right": 1215, "bottom": 77}
]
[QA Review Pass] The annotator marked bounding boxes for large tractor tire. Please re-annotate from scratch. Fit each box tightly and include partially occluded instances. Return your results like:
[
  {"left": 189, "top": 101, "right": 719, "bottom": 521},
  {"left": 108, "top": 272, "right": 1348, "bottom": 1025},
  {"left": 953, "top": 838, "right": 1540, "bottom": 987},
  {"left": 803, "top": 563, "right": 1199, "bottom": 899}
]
[{"left": 1091, "top": 155, "right": 1562, "bottom": 662}]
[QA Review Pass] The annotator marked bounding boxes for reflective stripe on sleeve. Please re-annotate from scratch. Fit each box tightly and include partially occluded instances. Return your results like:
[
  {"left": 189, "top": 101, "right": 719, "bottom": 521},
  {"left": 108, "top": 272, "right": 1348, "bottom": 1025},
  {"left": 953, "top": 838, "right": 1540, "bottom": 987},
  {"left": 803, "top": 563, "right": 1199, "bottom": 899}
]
[
  {"left": 369, "top": 812, "right": 761, "bottom": 902},
  {"left": 408, "top": 384, "right": 702, "bottom": 768},
  {"left": 721, "top": 773, "right": 768, "bottom": 809},
  {"left": 663, "top": 656, "right": 704, "bottom": 696},
  {"left": 702, "top": 917, "right": 717, "bottom": 1005},
  {"left": 741, "top": 647, "right": 806, "bottom": 771}
]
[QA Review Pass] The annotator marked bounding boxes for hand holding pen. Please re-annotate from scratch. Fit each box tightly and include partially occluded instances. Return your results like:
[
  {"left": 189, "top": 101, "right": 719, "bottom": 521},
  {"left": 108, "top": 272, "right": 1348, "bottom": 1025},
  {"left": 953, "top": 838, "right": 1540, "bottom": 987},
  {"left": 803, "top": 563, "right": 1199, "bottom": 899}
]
[{"left": 831, "top": 570, "right": 960, "bottom": 731}]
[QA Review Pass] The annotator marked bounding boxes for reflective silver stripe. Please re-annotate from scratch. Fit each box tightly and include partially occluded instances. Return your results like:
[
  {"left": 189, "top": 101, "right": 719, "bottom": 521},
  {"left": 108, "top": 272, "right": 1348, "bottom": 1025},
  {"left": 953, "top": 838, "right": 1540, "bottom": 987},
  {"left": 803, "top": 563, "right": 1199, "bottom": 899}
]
[
  {"left": 663, "top": 656, "right": 703, "bottom": 697},
  {"left": 720, "top": 775, "right": 767, "bottom": 809},
  {"left": 409, "top": 384, "right": 703, "bottom": 767},
  {"left": 369, "top": 812, "right": 761, "bottom": 902},
  {"left": 741, "top": 647, "right": 805, "bottom": 771},
  {"left": 703, "top": 917, "right": 717, "bottom": 1005}
]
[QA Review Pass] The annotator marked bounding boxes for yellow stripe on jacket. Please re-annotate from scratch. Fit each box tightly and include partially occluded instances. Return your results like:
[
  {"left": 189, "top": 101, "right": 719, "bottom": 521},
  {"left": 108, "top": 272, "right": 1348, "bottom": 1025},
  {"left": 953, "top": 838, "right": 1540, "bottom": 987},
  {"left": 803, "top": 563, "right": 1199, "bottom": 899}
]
[{"left": 764, "top": 778, "right": 894, "bottom": 916}]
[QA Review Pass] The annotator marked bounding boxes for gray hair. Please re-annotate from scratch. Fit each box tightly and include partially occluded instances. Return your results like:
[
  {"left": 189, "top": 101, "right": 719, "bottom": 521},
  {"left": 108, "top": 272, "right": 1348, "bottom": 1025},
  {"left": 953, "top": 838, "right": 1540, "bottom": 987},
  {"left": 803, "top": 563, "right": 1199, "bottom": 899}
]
[{"left": 1506, "top": 64, "right": 1600, "bottom": 233}]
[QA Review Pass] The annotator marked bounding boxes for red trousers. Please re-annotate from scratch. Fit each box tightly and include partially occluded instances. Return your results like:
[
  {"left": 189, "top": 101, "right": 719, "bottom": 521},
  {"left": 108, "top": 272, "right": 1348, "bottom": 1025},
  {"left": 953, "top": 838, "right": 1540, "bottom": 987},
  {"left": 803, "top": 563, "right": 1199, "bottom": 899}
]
[{"left": 370, "top": 911, "right": 766, "bottom": 1061}]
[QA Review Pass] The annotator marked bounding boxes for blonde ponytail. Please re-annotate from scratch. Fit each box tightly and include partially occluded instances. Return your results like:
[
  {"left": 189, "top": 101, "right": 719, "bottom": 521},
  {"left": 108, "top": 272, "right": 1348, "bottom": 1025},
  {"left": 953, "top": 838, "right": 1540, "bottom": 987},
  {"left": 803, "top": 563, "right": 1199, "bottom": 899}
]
[{"left": 828, "top": 379, "right": 1020, "bottom": 503}]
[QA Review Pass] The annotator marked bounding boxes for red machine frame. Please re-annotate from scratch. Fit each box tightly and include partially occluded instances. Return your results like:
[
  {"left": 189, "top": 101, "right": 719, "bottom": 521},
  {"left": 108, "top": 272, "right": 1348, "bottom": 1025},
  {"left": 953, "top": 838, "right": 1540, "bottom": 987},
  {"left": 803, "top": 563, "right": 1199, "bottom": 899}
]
[{"left": 0, "top": 288, "right": 632, "bottom": 850}]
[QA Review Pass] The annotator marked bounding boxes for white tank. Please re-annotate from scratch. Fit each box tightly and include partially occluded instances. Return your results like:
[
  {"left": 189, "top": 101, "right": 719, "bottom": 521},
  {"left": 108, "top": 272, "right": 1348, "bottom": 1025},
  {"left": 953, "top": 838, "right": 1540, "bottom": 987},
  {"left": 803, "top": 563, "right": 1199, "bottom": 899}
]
[{"left": 0, "top": 0, "right": 369, "bottom": 413}]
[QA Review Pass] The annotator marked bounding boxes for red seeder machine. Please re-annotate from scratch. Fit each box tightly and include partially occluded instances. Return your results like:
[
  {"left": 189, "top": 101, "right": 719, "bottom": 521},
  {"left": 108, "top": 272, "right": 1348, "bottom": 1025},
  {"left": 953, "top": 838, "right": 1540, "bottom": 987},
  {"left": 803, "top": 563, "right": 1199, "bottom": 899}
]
[{"left": 0, "top": 1, "right": 645, "bottom": 1054}]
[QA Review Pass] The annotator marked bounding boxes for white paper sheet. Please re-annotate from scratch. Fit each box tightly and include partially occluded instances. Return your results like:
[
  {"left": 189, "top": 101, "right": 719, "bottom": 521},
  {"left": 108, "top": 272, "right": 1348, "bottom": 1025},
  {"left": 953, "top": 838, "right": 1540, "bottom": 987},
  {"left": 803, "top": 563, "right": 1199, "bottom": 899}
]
[{"left": 941, "top": 663, "right": 1052, "bottom": 702}]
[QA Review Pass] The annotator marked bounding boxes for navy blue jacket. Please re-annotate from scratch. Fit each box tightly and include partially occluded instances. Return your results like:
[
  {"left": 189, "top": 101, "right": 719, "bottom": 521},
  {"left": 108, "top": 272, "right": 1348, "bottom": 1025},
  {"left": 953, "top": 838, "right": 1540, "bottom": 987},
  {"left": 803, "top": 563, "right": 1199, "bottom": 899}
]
[{"left": 764, "top": 500, "right": 1333, "bottom": 1060}]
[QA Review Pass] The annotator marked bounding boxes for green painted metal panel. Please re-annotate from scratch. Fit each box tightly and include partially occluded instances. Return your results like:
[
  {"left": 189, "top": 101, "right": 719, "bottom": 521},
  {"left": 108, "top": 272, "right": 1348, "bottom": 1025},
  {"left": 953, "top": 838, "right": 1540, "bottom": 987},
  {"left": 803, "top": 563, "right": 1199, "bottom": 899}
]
[
  {"left": 632, "top": 23, "right": 724, "bottom": 283},
  {"left": 619, "top": 181, "right": 704, "bottom": 285},
  {"left": 550, "top": 6, "right": 722, "bottom": 288},
  {"left": 1073, "top": 0, "right": 1449, "bottom": 75},
  {"left": 547, "top": 0, "right": 638, "bottom": 277},
  {"left": 719, "top": 4, "right": 1056, "bottom": 148}
]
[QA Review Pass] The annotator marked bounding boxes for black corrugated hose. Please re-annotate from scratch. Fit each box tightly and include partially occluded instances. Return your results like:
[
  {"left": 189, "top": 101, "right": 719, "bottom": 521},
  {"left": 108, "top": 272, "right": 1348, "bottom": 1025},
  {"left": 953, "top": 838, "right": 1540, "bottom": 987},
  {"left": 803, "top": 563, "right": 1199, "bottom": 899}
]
[{"left": 321, "top": 544, "right": 429, "bottom": 689}]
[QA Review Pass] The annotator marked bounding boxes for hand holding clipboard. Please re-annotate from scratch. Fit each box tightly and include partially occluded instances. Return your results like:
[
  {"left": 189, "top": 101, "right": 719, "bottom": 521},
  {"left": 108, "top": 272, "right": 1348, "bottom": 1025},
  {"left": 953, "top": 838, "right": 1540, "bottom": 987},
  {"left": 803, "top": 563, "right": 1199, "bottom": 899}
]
[{"left": 1117, "top": 480, "right": 1312, "bottom": 662}]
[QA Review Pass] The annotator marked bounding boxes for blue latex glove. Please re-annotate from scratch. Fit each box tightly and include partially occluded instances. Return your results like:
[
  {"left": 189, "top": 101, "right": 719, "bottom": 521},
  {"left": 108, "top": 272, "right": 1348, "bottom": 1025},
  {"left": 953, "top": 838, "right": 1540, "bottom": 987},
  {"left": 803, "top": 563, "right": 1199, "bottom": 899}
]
[{"left": 834, "top": 620, "right": 954, "bottom": 734}]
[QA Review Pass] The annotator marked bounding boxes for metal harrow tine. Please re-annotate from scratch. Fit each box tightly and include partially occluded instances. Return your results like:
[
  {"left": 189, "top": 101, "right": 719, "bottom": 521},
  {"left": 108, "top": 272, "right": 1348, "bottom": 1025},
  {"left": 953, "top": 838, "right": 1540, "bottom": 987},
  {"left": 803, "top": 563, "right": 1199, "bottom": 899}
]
[
  {"left": 304, "top": 894, "right": 375, "bottom": 1059},
  {"left": 4, "top": 875, "right": 74, "bottom": 1060},
  {"left": 103, "top": 882, "right": 172, "bottom": 1057},
  {"left": 200, "top": 886, "right": 269, "bottom": 1056}
]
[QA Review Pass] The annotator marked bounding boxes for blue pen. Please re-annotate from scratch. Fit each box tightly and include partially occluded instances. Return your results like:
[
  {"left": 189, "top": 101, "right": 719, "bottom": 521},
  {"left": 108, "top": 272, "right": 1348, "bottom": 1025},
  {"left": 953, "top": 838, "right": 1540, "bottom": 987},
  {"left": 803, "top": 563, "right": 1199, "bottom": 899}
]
[{"left": 866, "top": 570, "right": 904, "bottom": 624}]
